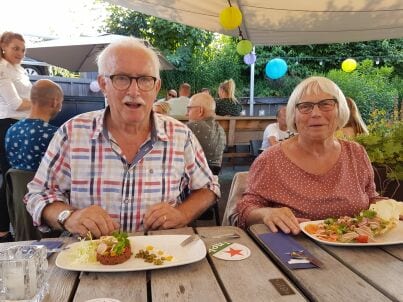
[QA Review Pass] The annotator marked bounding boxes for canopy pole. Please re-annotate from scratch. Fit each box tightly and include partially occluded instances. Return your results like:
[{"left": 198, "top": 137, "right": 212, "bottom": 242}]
[{"left": 249, "top": 47, "right": 255, "bottom": 116}]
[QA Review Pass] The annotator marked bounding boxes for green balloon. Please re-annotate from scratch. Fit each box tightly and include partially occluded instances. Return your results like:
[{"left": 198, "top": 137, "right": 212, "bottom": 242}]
[{"left": 237, "top": 40, "right": 253, "bottom": 56}]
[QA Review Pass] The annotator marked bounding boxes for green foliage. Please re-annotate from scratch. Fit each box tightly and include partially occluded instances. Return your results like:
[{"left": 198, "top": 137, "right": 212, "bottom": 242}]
[
  {"left": 354, "top": 109, "right": 403, "bottom": 180},
  {"left": 326, "top": 59, "right": 398, "bottom": 122},
  {"left": 102, "top": 4, "right": 402, "bottom": 101}
]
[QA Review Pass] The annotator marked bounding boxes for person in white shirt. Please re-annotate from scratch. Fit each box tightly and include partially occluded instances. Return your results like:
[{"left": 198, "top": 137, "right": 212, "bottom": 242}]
[
  {"left": 168, "top": 83, "right": 191, "bottom": 116},
  {"left": 0, "top": 31, "right": 32, "bottom": 242},
  {"left": 261, "top": 106, "right": 291, "bottom": 149}
]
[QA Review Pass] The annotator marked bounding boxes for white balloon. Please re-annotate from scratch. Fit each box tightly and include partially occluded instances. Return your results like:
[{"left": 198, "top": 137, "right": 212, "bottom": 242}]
[{"left": 89, "top": 80, "right": 100, "bottom": 92}]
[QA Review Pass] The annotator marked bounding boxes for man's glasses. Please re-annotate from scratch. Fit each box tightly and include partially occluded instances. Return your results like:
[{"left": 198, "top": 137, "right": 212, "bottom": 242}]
[
  {"left": 105, "top": 75, "right": 157, "bottom": 91},
  {"left": 186, "top": 106, "right": 200, "bottom": 112},
  {"left": 295, "top": 98, "right": 337, "bottom": 114},
  {"left": 168, "top": 93, "right": 177, "bottom": 97}
]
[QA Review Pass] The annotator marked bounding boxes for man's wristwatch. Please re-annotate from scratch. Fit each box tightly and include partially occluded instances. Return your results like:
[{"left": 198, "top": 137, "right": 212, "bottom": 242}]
[{"left": 57, "top": 209, "right": 75, "bottom": 229}]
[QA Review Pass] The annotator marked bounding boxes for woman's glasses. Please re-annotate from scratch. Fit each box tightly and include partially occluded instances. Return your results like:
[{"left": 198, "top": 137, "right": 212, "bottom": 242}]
[{"left": 295, "top": 98, "right": 337, "bottom": 114}]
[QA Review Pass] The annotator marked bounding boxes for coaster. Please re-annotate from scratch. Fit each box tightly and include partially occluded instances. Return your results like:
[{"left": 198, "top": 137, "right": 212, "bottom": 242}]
[{"left": 209, "top": 242, "right": 251, "bottom": 261}]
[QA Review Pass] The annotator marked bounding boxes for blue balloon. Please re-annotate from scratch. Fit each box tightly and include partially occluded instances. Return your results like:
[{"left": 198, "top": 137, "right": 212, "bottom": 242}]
[{"left": 265, "top": 58, "right": 288, "bottom": 80}]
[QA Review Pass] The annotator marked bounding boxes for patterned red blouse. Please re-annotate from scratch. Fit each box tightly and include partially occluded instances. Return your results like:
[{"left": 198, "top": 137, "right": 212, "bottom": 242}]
[{"left": 236, "top": 140, "right": 380, "bottom": 229}]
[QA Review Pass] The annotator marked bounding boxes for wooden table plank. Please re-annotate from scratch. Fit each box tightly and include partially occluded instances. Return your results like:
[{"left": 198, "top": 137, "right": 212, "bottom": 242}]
[
  {"left": 382, "top": 245, "right": 403, "bottom": 261},
  {"left": 197, "top": 226, "right": 306, "bottom": 302},
  {"left": 249, "top": 224, "right": 392, "bottom": 302},
  {"left": 322, "top": 245, "right": 403, "bottom": 301},
  {"left": 148, "top": 227, "right": 226, "bottom": 302},
  {"left": 73, "top": 271, "right": 147, "bottom": 302}
]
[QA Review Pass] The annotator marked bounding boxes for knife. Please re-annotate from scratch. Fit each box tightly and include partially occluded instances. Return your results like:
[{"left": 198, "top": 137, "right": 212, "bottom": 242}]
[
  {"left": 180, "top": 234, "right": 200, "bottom": 247},
  {"left": 290, "top": 251, "right": 324, "bottom": 268}
]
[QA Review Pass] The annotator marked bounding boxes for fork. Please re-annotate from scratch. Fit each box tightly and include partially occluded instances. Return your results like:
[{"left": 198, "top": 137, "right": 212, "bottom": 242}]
[
  {"left": 200, "top": 233, "right": 240, "bottom": 239},
  {"left": 180, "top": 234, "right": 200, "bottom": 247}
]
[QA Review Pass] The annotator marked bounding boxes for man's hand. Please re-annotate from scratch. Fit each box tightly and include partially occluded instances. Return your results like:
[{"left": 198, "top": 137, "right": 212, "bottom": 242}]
[
  {"left": 64, "top": 205, "right": 120, "bottom": 238},
  {"left": 143, "top": 202, "right": 188, "bottom": 230}
]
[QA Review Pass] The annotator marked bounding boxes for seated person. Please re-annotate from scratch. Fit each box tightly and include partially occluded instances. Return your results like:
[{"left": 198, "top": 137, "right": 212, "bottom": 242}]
[
  {"left": 215, "top": 79, "right": 243, "bottom": 116},
  {"left": 186, "top": 93, "right": 226, "bottom": 175},
  {"left": 337, "top": 97, "right": 368, "bottom": 138},
  {"left": 153, "top": 101, "right": 170, "bottom": 115},
  {"left": 200, "top": 88, "right": 210, "bottom": 95},
  {"left": 236, "top": 76, "right": 387, "bottom": 234},
  {"left": 157, "top": 89, "right": 177, "bottom": 102},
  {"left": 261, "top": 106, "right": 291, "bottom": 149},
  {"left": 24, "top": 37, "right": 220, "bottom": 239},
  {"left": 5, "top": 79, "right": 63, "bottom": 171},
  {"left": 167, "top": 83, "right": 191, "bottom": 116}
]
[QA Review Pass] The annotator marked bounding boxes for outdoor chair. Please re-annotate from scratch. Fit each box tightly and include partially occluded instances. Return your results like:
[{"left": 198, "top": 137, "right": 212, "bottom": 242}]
[
  {"left": 196, "top": 166, "right": 221, "bottom": 225},
  {"left": 250, "top": 139, "right": 263, "bottom": 159},
  {"left": 6, "top": 169, "right": 43, "bottom": 241},
  {"left": 222, "top": 171, "right": 249, "bottom": 226}
]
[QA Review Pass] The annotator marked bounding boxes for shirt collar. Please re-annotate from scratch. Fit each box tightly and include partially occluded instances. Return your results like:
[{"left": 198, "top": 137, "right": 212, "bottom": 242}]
[{"left": 92, "top": 106, "right": 170, "bottom": 143}]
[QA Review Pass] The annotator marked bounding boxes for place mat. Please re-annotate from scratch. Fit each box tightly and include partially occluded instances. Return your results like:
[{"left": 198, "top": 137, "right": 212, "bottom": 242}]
[{"left": 258, "top": 232, "right": 318, "bottom": 269}]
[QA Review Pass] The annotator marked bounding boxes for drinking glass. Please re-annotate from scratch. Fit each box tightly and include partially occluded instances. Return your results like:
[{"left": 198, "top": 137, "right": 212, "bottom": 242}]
[
  {"left": 0, "top": 245, "right": 48, "bottom": 301},
  {"left": 240, "top": 110, "right": 246, "bottom": 116},
  {"left": 258, "top": 109, "right": 265, "bottom": 116}
]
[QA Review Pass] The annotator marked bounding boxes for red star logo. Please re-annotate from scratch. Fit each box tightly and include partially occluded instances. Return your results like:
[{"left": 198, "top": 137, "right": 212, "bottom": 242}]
[{"left": 225, "top": 247, "right": 243, "bottom": 257}]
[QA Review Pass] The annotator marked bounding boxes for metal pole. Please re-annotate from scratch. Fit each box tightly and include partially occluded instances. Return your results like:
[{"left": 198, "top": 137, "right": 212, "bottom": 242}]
[{"left": 249, "top": 47, "right": 255, "bottom": 116}]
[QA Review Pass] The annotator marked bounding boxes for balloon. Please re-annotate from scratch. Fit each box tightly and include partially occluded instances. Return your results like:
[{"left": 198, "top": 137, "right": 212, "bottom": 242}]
[
  {"left": 89, "top": 80, "right": 100, "bottom": 92},
  {"left": 219, "top": 6, "right": 242, "bottom": 30},
  {"left": 236, "top": 40, "right": 252, "bottom": 55},
  {"left": 243, "top": 53, "right": 256, "bottom": 65},
  {"left": 265, "top": 58, "right": 288, "bottom": 80},
  {"left": 341, "top": 58, "right": 357, "bottom": 72}
]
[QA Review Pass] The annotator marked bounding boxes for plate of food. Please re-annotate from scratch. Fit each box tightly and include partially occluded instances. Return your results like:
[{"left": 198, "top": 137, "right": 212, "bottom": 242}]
[
  {"left": 55, "top": 233, "right": 206, "bottom": 272},
  {"left": 300, "top": 199, "right": 403, "bottom": 246}
]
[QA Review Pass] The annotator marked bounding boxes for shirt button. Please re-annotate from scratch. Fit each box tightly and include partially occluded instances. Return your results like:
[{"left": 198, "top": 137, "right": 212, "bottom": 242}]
[{"left": 124, "top": 198, "right": 129, "bottom": 204}]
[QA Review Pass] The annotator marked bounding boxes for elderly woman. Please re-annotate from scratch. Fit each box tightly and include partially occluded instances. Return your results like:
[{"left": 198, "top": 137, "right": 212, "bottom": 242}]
[{"left": 236, "top": 76, "right": 381, "bottom": 234}]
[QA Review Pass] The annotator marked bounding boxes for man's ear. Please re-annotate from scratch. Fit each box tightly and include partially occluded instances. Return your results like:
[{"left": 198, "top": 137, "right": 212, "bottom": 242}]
[
  {"left": 199, "top": 106, "right": 205, "bottom": 117},
  {"left": 98, "top": 75, "right": 107, "bottom": 95}
]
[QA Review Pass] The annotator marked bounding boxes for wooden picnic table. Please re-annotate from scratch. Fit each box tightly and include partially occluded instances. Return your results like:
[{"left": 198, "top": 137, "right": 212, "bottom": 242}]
[
  {"left": 249, "top": 224, "right": 403, "bottom": 302},
  {"left": 0, "top": 226, "right": 305, "bottom": 302}
]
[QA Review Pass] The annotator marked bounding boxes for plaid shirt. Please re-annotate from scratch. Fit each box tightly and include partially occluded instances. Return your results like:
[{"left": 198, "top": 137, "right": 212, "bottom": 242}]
[{"left": 25, "top": 109, "right": 220, "bottom": 232}]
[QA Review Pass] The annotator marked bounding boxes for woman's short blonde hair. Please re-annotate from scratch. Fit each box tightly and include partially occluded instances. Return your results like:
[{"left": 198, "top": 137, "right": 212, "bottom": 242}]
[
  {"left": 286, "top": 76, "right": 350, "bottom": 133},
  {"left": 153, "top": 101, "right": 171, "bottom": 114}
]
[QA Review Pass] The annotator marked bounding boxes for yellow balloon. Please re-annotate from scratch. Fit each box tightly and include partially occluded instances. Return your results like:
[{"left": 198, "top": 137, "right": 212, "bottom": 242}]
[
  {"left": 342, "top": 59, "right": 357, "bottom": 73},
  {"left": 219, "top": 7, "right": 242, "bottom": 30}
]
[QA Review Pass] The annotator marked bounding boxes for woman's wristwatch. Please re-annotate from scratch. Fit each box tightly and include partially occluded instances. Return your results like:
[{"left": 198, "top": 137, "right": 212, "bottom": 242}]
[{"left": 57, "top": 209, "right": 75, "bottom": 229}]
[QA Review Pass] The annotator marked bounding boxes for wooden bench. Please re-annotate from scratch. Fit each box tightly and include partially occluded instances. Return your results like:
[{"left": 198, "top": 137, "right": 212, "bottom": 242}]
[{"left": 175, "top": 116, "right": 276, "bottom": 159}]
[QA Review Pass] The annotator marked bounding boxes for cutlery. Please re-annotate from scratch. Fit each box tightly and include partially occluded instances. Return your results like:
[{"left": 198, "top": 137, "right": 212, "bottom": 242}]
[
  {"left": 200, "top": 233, "right": 240, "bottom": 239},
  {"left": 47, "top": 247, "right": 70, "bottom": 253},
  {"left": 289, "top": 250, "right": 324, "bottom": 268},
  {"left": 180, "top": 234, "right": 200, "bottom": 247}
]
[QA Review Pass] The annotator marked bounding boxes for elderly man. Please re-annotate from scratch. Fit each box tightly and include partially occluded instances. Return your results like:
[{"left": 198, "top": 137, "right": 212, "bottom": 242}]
[
  {"left": 5, "top": 79, "right": 63, "bottom": 171},
  {"left": 186, "top": 93, "right": 226, "bottom": 175},
  {"left": 25, "top": 38, "right": 220, "bottom": 238}
]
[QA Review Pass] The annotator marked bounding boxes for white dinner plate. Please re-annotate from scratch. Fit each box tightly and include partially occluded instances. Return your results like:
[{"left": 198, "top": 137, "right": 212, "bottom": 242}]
[
  {"left": 55, "top": 235, "right": 206, "bottom": 272},
  {"left": 300, "top": 220, "right": 403, "bottom": 246}
]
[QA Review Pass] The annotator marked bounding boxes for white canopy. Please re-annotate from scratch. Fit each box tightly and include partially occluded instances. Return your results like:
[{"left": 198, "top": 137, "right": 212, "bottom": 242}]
[{"left": 107, "top": 0, "right": 403, "bottom": 45}]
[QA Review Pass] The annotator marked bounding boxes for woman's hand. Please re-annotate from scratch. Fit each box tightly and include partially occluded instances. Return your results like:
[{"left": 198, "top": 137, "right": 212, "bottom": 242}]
[{"left": 261, "top": 207, "right": 302, "bottom": 235}]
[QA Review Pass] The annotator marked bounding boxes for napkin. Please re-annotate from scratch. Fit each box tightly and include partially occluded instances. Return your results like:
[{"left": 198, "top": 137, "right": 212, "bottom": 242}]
[
  {"left": 31, "top": 240, "right": 64, "bottom": 258},
  {"left": 258, "top": 232, "right": 318, "bottom": 269}
]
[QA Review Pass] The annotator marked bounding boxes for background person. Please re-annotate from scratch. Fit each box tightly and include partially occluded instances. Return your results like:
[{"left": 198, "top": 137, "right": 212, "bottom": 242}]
[
  {"left": 168, "top": 83, "right": 191, "bottom": 116},
  {"left": 215, "top": 79, "right": 242, "bottom": 116},
  {"left": 5, "top": 79, "right": 63, "bottom": 171},
  {"left": 337, "top": 97, "right": 368, "bottom": 138},
  {"left": 236, "top": 76, "right": 384, "bottom": 234},
  {"left": 261, "top": 106, "right": 291, "bottom": 149},
  {"left": 0, "top": 31, "right": 32, "bottom": 242},
  {"left": 25, "top": 37, "right": 220, "bottom": 238},
  {"left": 157, "top": 89, "right": 177, "bottom": 102},
  {"left": 186, "top": 93, "right": 226, "bottom": 175},
  {"left": 152, "top": 101, "right": 171, "bottom": 115}
]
